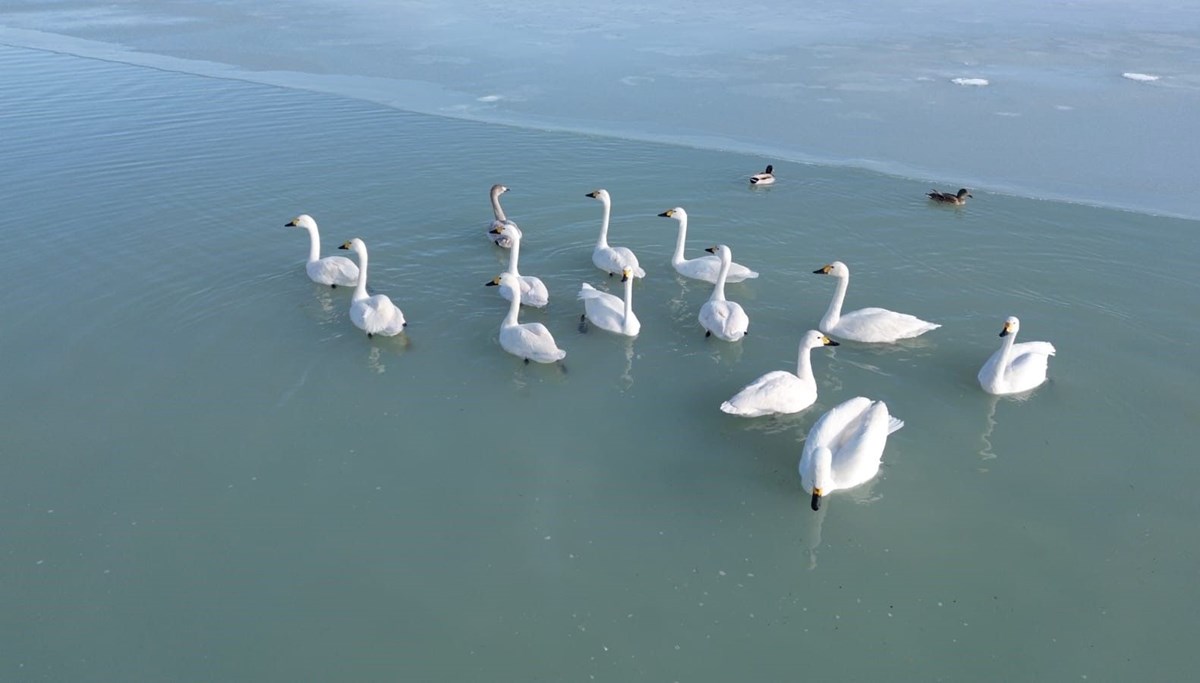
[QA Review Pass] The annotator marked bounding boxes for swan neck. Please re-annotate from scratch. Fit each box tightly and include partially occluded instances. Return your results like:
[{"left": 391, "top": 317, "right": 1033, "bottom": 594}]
[
  {"left": 352, "top": 244, "right": 369, "bottom": 301},
  {"left": 710, "top": 254, "right": 731, "bottom": 302},
  {"left": 822, "top": 275, "right": 849, "bottom": 329},
  {"left": 813, "top": 448, "right": 834, "bottom": 490},
  {"left": 671, "top": 217, "right": 687, "bottom": 265},
  {"left": 491, "top": 189, "right": 507, "bottom": 221},
  {"left": 995, "top": 329, "right": 1017, "bottom": 374},
  {"left": 795, "top": 344, "right": 816, "bottom": 382},
  {"left": 622, "top": 276, "right": 634, "bottom": 327},
  {"left": 306, "top": 226, "right": 321, "bottom": 263},
  {"left": 596, "top": 198, "right": 611, "bottom": 248},
  {"left": 502, "top": 279, "right": 521, "bottom": 326},
  {"left": 506, "top": 234, "right": 521, "bottom": 275}
]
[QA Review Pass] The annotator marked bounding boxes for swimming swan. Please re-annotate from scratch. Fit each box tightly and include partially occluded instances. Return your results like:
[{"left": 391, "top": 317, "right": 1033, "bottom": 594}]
[
  {"left": 977, "top": 316, "right": 1056, "bottom": 395},
  {"left": 578, "top": 267, "right": 641, "bottom": 337},
  {"left": 585, "top": 189, "right": 646, "bottom": 278},
  {"left": 658, "top": 207, "right": 759, "bottom": 283},
  {"left": 699, "top": 245, "right": 750, "bottom": 341},
  {"left": 720, "top": 330, "right": 838, "bottom": 417},
  {"left": 488, "top": 222, "right": 549, "bottom": 308},
  {"left": 338, "top": 239, "right": 407, "bottom": 337},
  {"left": 486, "top": 272, "right": 566, "bottom": 364},
  {"left": 286, "top": 214, "right": 360, "bottom": 287},
  {"left": 750, "top": 164, "right": 775, "bottom": 186},
  {"left": 813, "top": 261, "right": 940, "bottom": 342},
  {"left": 488, "top": 184, "right": 515, "bottom": 248},
  {"left": 799, "top": 397, "right": 903, "bottom": 511}
]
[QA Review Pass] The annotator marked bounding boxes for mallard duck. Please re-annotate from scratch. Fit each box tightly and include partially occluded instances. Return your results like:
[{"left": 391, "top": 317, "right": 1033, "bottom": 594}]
[
  {"left": 927, "top": 188, "right": 972, "bottom": 205},
  {"left": 749, "top": 164, "right": 775, "bottom": 186}
]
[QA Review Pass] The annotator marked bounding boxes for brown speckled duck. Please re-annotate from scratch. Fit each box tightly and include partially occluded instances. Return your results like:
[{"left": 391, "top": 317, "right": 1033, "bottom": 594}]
[{"left": 927, "top": 188, "right": 973, "bottom": 205}]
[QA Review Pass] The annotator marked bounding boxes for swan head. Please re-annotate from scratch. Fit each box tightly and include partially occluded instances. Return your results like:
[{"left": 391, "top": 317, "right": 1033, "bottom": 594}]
[
  {"left": 286, "top": 214, "right": 318, "bottom": 230},
  {"left": 586, "top": 189, "right": 611, "bottom": 203},
  {"left": 658, "top": 207, "right": 687, "bottom": 220},
  {"left": 813, "top": 261, "right": 849, "bottom": 278},
  {"left": 704, "top": 244, "right": 732, "bottom": 262},
  {"left": 338, "top": 238, "right": 366, "bottom": 253},
  {"left": 620, "top": 267, "right": 633, "bottom": 282},
  {"left": 490, "top": 184, "right": 509, "bottom": 197},
  {"left": 999, "top": 316, "right": 1020, "bottom": 337},
  {"left": 801, "top": 329, "right": 840, "bottom": 349},
  {"left": 487, "top": 273, "right": 518, "bottom": 287},
  {"left": 489, "top": 221, "right": 522, "bottom": 240},
  {"left": 809, "top": 447, "right": 834, "bottom": 511}
]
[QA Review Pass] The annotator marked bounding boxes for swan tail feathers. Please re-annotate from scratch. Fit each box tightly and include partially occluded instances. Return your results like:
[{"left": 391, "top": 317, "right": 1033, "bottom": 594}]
[{"left": 887, "top": 417, "right": 905, "bottom": 434}]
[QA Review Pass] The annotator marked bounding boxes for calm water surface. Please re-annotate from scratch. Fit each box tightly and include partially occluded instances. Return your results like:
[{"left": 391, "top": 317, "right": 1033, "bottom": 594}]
[{"left": 1, "top": 43, "right": 1199, "bottom": 681}]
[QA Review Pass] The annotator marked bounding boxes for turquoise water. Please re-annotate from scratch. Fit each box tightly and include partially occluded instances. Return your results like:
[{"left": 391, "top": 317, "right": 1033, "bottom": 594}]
[{"left": 2, "top": 15, "right": 1199, "bottom": 683}]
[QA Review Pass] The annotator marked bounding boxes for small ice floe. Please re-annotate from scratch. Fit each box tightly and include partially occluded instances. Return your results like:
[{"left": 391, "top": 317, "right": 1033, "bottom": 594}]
[
  {"left": 477, "top": 94, "right": 503, "bottom": 102},
  {"left": 1122, "top": 72, "right": 1160, "bottom": 82},
  {"left": 1054, "top": 104, "right": 1074, "bottom": 111},
  {"left": 951, "top": 78, "right": 989, "bottom": 87}
]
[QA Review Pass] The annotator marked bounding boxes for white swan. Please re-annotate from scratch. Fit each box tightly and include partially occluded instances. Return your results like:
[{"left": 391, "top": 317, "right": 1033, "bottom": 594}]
[
  {"left": 488, "top": 222, "right": 549, "bottom": 308},
  {"left": 813, "top": 261, "right": 940, "bottom": 342},
  {"left": 720, "top": 330, "right": 839, "bottom": 417},
  {"left": 658, "top": 207, "right": 759, "bottom": 283},
  {"left": 978, "top": 316, "right": 1056, "bottom": 395},
  {"left": 585, "top": 189, "right": 646, "bottom": 278},
  {"left": 699, "top": 245, "right": 750, "bottom": 341},
  {"left": 286, "top": 214, "right": 360, "bottom": 287},
  {"left": 578, "top": 267, "right": 641, "bottom": 337},
  {"left": 486, "top": 272, "right": 566, "bottom": 364},
  {"left": 799, "top": 397, "right": 904, "bottom": 511},
  {"left": 749, "top": 164, "right": 775, "bottom": 186},
  {"left": 488, "top": 184, "right": 515, "bottom": 248},
  {"left": 337, "top": 239, "right": 407, "bottom": 337}
]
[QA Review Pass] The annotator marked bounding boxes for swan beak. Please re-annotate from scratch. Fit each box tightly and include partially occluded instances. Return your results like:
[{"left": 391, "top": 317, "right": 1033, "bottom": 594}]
[
  {"left": 488, "top": 226, "right": 503, "bottom": 235},
  {"left": 621, "top": 272, "right": 630, "bottom": 282},
  {"left": 999, "top": 322, "right": 1014, "bottom": 337},
  {"left": 284, "top": 219, "right": 297, "bottom": 227},
  {"left": 586, "top": 191, "right": 598, "bottom": 198},
  {"left": 705, "top": 246, "right": 716, "bottom": 254},
  {"left": 811, "top": 489, "right": 823, "bottom": 511},
  {"left": 485, "top": 278, "right": 500, "bottom": 287},
  {"left": 822, "top": 336, "right": 840, "bottom": 346},
  {"left": 338, "top": 242, "right": 350, "bottom": 250},
  {"left": 658, "top": 210, "right": 673, "bottom": 218},
  {"left": 813, "top": 265, "right": 832, "bottom": 274}
]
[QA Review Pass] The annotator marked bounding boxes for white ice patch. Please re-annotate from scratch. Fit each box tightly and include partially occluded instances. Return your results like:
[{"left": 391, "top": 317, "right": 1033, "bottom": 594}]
[
  {"left": 476, "top": 94, "right": 503, "bottom": 102},
  {"left": 1122, "top": 72, "right": 1160, "bottom": 82},
  {"left": 951, "top": 78, "right": 989, "bottom": 87}
]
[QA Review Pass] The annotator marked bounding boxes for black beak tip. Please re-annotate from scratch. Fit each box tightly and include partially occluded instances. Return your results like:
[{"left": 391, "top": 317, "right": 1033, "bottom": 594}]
[
  {"left": 485, "top": 281, "right": 498, "bottom": 287},
  {"left": 705, "top": 247, "right": 716, "bottom": 254},
  {"left": 827, "top": 340, "right": 840, "bottom": 346},
  {"left": 812, "top": 268, "right": 824, "bottom": 274},
  {"left": 657, "top": 211, "right": 670, "bottom": 217},
  {"left": 810, "top": 492, "right": 821, "bottom": 511},
  {"left": 338, "top": 244, "right": 348, "bottom": 250}
]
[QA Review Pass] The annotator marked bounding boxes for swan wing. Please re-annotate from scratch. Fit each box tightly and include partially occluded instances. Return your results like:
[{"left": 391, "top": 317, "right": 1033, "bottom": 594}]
[
  {"left": 1006, "top": 341, "right": 1055, "bottom": 383},
  {"left": 834, "top": 307, "right": 940, "bottom": 343},
  {"left": 353, "top": 294, "right": 406, "bottom": 335},
  {"left": 502, "top": 323, "right": 565, "bottom": 362},
  {"left": 720, "top": 371, "right": 814, "bottom": 417},
  {"left": 308, "top": 256, "right": 360, "bottom": 287},
  {"left": 595, "top": 246, "right": 645, "bottom": 278},
  {"left": 677, "top": 256, "right": 759, "bottom": 284},
  {"left": 829, "top": 401, "right": 896, "bottom": 490},
  {"left": 700, "top": 301, "right": 748, "bottom": 339},
  {"left": 519, "top": 275, "right": 549, "bottom": 307}
]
